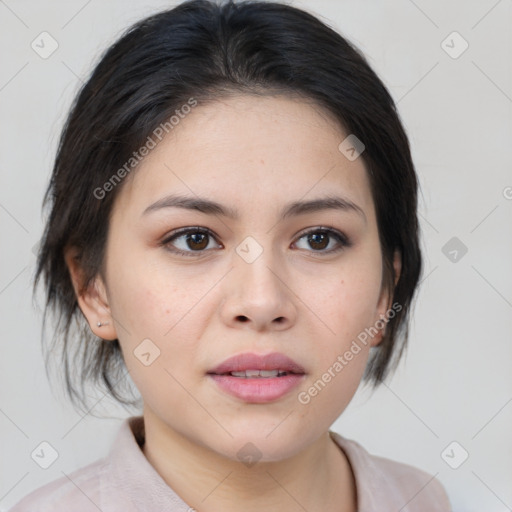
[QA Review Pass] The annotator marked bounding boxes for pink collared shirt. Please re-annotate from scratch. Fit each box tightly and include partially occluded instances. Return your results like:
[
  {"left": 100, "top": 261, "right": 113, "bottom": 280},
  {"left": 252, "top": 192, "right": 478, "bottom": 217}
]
[{"left": 9, "top": 416, "right": 452, "bottom": 511}]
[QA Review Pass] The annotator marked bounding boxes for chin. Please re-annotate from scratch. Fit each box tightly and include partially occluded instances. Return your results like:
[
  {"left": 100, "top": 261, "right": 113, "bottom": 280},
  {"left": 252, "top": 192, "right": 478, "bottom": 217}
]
[{"left": 208, "top": 421, "right": 320, "bottom": 464}]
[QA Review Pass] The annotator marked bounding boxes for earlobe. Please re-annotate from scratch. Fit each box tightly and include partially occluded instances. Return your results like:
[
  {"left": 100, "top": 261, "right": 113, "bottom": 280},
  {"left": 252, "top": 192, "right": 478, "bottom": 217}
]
[
  {"left": 64, "top": 247, "right": 117, "bottom": 340},
  {"left": 372, "top": 249, "right": 402, "bottom": 347}
]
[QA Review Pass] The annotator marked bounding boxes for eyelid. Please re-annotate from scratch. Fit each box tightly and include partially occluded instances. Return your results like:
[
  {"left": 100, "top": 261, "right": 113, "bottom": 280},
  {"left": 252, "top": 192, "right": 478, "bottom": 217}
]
[
  {"left": 294, "top": 225, "right": 348, "bottom": 242},
  {"left": 161, "top": 226, "right": 218, "bottom": 242},
  {"left": 292, "top": 226, "right": 351, "bottom": 252},
  {"left": 160, "top": 226, "right": 222, "bottom": 257}
]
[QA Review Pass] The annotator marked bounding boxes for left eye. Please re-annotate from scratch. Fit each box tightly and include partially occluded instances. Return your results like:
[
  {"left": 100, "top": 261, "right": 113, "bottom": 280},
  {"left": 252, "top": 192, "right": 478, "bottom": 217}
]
[{"left": 293, "top": 228, "right": 350, "bottom": 253}]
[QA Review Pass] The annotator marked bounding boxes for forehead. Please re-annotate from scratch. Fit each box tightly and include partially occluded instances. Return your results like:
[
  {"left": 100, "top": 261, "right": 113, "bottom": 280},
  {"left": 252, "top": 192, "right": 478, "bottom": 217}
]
[{"left": 114, "top": 94, "right": 375, "bottom": 220}]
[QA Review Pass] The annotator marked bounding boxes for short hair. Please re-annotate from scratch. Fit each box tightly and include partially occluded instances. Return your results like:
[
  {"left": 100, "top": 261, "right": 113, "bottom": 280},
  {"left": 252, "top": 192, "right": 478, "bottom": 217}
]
[{"left": 34, "top": 0, "right": 422, "bottom": 413}]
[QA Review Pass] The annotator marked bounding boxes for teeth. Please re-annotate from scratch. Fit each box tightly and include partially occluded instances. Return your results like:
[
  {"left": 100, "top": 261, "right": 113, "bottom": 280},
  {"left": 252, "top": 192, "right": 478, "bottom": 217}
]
[
  {"left": 259, "top": 370, "right": 279, "bottom": 377},
  {"left": 245, "top": 369, "right": 262, "bottom": 378},
  {"left": 229, "top": 369, "right": 287, "bottom": 378},
  {"left": 230, "top": 371, "right": 250, "bottom": 377}
]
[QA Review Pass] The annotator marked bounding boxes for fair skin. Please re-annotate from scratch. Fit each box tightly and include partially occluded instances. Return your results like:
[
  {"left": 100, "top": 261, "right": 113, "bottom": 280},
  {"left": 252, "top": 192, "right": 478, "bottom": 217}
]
[{"left": 66, "top": 94, "right": 400, "bottom": 512}]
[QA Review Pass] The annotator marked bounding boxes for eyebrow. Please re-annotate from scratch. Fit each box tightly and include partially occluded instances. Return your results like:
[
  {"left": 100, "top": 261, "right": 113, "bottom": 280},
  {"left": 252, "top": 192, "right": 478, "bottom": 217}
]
[{"left": 142, "top": 193, "right": 366, "bottom": 223}]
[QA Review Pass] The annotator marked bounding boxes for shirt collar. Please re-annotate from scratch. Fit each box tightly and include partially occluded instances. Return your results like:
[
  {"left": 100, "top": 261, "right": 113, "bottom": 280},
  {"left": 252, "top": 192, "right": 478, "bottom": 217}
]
[
  {"left": 104, "top": 416, "right": 191, "bottom": 512},
  {"left": 330, "top": 431, "right": 387, "bottom": 511}
]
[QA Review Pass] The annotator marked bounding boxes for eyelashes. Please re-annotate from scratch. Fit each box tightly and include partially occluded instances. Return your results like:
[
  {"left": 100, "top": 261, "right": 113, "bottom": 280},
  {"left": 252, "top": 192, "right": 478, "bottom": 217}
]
[
  {"left": 160, "top": 226, "right": 352, "bottom": 258},
  {"left": 293, "top": 227, "right": 351, "bottom": 254},
  {"left": 161, "top": 227, "right": 219, "bottom": 256}
]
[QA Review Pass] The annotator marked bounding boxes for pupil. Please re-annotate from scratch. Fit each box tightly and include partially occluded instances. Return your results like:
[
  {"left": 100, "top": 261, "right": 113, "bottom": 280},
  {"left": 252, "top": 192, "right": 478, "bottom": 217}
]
[
  {"left": 188, "top": 233, "right": 208, "bottom": 250},
  {"left": 309, "top": 232, "right": 328, "bottom": 250}
]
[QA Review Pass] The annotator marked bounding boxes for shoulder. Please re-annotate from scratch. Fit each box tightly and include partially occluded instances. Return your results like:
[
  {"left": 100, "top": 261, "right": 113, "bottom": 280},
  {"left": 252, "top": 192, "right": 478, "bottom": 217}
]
[
  {"left": 330, "top": 432, "right": 452, "bottom": 512},
  {"left": 8, "top": 417, "right": 145, "bottom": 512},
  {"left": 8, "top": 458, "right": 107, "bottom": 512}
]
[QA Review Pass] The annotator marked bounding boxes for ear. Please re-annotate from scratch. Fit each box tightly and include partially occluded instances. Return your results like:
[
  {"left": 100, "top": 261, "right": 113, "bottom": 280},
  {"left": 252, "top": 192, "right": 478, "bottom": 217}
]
[
  {"left": 64, "top": 246, "right": 118, "bottom": 341},
  {"left": 371, "top": 249, "right": 402, "bottom": 347}
]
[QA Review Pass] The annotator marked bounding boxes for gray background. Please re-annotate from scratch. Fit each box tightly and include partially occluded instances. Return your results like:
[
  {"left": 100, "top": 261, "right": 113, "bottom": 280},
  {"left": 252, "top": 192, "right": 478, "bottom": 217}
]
[{"left": 1, "top": 0, "right": 511, "bottom": 510}]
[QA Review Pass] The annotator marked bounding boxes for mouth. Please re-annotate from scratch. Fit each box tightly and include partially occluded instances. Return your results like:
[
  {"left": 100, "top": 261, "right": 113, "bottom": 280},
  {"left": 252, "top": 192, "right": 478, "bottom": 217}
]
[
  {"left": 207, "top": 352, "right": 306, "bottom": 403},
  {"left": 221, "top": 369, "right": 293, "bottom": 378},
  {"left": 208, "top": 352, "right": 306, "bottom": 376}
]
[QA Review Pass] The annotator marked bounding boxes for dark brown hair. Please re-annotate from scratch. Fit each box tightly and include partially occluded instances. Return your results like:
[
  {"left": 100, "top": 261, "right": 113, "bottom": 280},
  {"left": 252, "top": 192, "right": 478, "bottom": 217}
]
[{"left": 34, "top": 0, "right": 422, "bottom": 413}]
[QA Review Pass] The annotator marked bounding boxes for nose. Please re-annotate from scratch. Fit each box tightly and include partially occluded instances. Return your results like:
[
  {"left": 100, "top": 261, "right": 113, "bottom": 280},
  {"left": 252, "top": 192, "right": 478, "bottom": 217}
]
[{"left": 220, "top": 248, "right": 298, "bottom": 332}]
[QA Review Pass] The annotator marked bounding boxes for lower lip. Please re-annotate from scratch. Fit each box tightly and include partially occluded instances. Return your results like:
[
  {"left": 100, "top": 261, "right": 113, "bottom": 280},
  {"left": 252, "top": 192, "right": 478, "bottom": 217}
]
[{"left": 208, "top": 374, "right": 305, "bottom": 403}]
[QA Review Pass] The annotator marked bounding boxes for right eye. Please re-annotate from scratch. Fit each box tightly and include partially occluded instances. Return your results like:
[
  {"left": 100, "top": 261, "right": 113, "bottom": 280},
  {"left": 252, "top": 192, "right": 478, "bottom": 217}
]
[{"left": 161, "top": 227, "right": 222, "bottom": 257}]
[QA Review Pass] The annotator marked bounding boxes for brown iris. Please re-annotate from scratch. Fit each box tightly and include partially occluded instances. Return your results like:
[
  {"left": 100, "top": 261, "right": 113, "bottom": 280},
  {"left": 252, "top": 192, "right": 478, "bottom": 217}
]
[
  {"left": 186, "top": 232, "right": 209, "bottom": 250},
  {"left": 307, "top": 231, "right": 329, "bottom": 250}
]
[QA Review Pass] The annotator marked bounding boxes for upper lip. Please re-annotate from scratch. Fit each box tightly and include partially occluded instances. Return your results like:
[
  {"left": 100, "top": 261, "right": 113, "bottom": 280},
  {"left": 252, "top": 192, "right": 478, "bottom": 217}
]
[{"left": 208, "top": 352, "right": 306, "bottom": 375}]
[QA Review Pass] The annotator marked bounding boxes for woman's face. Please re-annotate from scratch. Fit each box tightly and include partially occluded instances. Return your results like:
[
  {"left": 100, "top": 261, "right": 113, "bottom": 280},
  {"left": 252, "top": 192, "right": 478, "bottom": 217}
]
[{"left": 77, "top": 94, "right": 398, "bottom": 461}]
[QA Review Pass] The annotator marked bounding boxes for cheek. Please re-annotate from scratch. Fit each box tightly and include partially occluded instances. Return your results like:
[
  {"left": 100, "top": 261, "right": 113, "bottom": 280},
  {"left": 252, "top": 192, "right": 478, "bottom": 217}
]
[
  {"left": 106, "top": 268, "right": 203, "bottom": 408},
  {"left": 107, "top": 272, "right": 170, "bottom": 340},
  {"left": 106, "top": 248, "right": 201, "bottom": 337},
  {"left": 316, "top": 267, "right": 383, "bottom": 343},
  {"left": 105, "top": 252, "right": 218, "bottom": 378},
  {"left": 296, "top": 338, "right": 370, "bottom": 431},
  {"left": 297, "top": 280, "right": 375, "bottom": 424}
]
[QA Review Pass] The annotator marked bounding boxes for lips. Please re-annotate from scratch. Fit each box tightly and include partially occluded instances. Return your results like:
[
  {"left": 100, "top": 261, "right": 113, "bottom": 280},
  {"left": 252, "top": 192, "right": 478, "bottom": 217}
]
[
  {"left": 207, "top": 352, "right": 306, "bottom": 403},
  {"left": 208, "top": 352, "right": 306, "bottom": 377}
]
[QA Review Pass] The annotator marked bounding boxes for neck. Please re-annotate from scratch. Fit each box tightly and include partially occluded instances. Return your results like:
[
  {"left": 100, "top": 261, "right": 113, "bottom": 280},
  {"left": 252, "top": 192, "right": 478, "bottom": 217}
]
[{"left": 140, "top": 409, "right": 357, "bottom": 512}]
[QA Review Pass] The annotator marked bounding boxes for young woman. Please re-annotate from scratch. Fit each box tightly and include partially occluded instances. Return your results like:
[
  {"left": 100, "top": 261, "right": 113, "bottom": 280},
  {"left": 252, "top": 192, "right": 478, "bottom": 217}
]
[{"left": 11, "top": 0, "right": 452, "bottom": 510}]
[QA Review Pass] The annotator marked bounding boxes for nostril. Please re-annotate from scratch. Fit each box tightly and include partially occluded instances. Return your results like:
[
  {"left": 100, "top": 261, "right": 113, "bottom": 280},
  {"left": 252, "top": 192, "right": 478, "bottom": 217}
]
[{"left": 236, "top": 316, "right": 249, "bottom": 322}]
